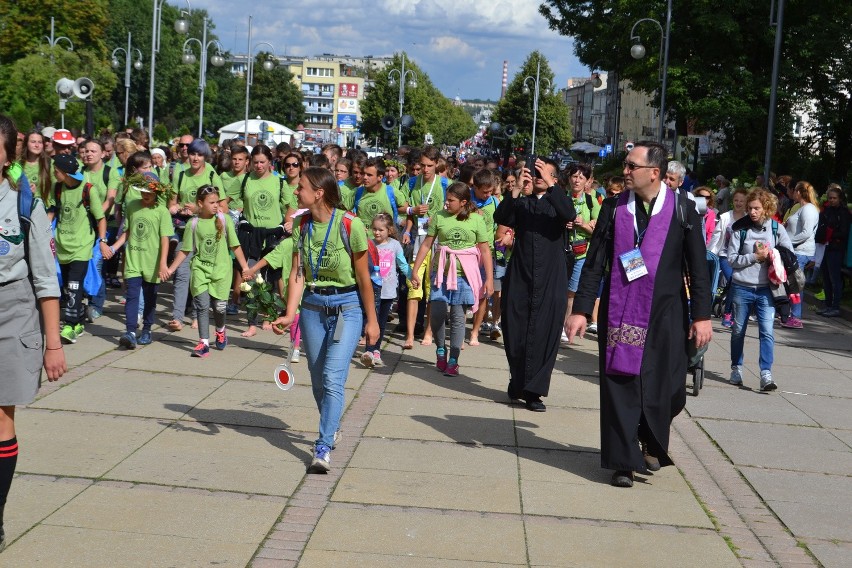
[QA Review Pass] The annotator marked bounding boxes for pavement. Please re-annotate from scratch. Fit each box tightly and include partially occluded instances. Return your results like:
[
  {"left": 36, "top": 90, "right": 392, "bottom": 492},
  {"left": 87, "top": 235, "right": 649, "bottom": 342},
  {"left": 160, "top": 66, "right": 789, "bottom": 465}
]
[{"left": 0, "top": 287, "right": 849, "bottom": 567}]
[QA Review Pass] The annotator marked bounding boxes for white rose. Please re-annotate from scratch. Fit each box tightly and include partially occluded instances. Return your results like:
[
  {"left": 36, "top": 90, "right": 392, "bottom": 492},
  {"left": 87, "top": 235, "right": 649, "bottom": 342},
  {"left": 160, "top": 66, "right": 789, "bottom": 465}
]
[
  {"left": 255, "top": 274, "right": 264, "bottom": 284},
  {"left": 239, "top": 281, "right": 252, "bottom": 292}
]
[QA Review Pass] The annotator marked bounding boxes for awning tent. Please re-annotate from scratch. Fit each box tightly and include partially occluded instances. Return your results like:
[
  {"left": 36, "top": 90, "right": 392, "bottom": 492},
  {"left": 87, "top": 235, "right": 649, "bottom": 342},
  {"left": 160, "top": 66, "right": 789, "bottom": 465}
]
[{"left": 218, "top": 119, "right": 296, "bottom": 145}]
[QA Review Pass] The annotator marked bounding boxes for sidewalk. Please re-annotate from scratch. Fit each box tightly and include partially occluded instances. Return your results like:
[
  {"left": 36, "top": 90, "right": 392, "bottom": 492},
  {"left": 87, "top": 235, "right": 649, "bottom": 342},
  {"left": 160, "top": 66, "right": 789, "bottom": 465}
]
[{"left": 0, "top": 288, "right": 845, "bottom": 566}]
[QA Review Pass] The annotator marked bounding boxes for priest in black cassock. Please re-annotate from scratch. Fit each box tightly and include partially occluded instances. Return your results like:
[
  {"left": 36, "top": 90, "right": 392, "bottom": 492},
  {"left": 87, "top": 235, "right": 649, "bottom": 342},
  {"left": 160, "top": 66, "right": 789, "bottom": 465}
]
[
  {"left": 494, "top": 157, "right": 576, "bottom": 412},
  {"left": 566, "top": 141, "right": 712, "bottom": 488}
]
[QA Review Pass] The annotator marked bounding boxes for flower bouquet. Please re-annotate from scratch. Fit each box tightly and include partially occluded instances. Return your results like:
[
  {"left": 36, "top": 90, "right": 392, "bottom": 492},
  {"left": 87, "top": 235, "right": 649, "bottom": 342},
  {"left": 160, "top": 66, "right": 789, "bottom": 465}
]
[
  {"left": 241, "top": 274, "right": 286, "bottom": 329},
  {"left": 123, "top": 172, "right": 174, "bottom": 199}
]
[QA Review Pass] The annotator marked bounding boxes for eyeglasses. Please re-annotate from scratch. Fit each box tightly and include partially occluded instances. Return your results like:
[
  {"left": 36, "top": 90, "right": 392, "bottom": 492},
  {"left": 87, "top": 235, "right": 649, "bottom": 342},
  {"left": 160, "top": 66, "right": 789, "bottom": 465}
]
[
  {"left": 623, "top": 160, "right": 656, "bottom": 171},
  {"left": 178, "top": 143, "right": 190, "bottom": 148},
  {"left": 284, "top": 162, "right": 300, "bottom": 168},
  {"left": 696, "top": 194, "right": 712, "bottom": 199}
]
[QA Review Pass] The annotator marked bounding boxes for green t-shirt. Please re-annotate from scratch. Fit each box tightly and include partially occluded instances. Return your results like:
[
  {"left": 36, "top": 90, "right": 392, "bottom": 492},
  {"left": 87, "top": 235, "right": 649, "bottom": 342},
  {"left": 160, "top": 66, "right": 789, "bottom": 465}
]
[
  {"left": 124, "top": 201, "right": 173, "bottom": 283},
  {"left": 569, "top": 191, "right": 601, "bottom": 259},
  {"left": 22, "top": 162, "right": 55, "bottom": 201},
  {"left": 83, "top": 165, "right": 122, "bottom": 225},
  {"left": 181, "top": 214, "right": 240, "bottom": 300},
  {"left": 409, "top": 175, "right": 445, "bottom": 221},
  {"left": 473, "top": 195, "right": 498, "bottom": 251},
  {"left": 428, "top": 210, "right": 489, "bottom": 275},
  {"left": 175, "top": 164, "right": 223, "bottom": 206},
  {"left": 339, "top": 182, "right": 356, "bottom": 211},
  {"left": 282, "top": 179, "right": 299, "bottom": 214},
  {"left": 242, "top": 174, "right": 285, "bottom": 228},
  {"left": 221, "top": 171, "right": 245, "bottom": 210},
  {"left": 292, "top": 211, "right": 367, "bottom": 288},
  {"left": 262, "top": 236, "right": 295, "bottom": 299},
  {"left": 55, "top": 182, "right": 106, "bottom": 263},
  {"left": 353, "top": 184, "right": 407, "bottom": 227}
]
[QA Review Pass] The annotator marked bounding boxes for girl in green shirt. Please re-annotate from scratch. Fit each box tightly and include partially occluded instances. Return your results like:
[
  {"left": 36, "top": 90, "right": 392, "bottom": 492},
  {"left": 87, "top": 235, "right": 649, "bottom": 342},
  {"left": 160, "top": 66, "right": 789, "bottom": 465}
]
[
  {"left": 19, "top": 131, "right": 53, "bottom": 206},
  {"left": 167, "top": 185, "right": 250, "bottom": 358}
]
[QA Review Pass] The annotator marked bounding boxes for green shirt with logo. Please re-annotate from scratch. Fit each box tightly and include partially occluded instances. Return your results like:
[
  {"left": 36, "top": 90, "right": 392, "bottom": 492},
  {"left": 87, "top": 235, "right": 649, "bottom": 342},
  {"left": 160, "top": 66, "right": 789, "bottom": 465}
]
[
  {"left": 409, "top": 175, "right": 445, "bottom": 221},
  {"left": 242, "top": 174, "right": 284, "bottom": 228},
  {"left": 55, "top": 183, "right": 106, "bottom": 263},
  {"left": 262, "top": 236, "right": 295, "bottom": 300},
  {"left": 354, "top": 184, "right": 407, "bottom": 227},
  {"left": 181, "top": 215, "right": 239, "bottom": 300},
  {"left": 428, "top": 210, "right": 488, "bottom": 275},
  {"left": 124, "top": 201, "right": 173, "bottom": 283},
  {"left": 175, "top": 164, "right": 223, "bottom": 206},
  {"left": 221, "top": 171, "right": 245, "bottom": 210},
  {"left": 292, "top": 211, "right": 367, "bottom": 288}
]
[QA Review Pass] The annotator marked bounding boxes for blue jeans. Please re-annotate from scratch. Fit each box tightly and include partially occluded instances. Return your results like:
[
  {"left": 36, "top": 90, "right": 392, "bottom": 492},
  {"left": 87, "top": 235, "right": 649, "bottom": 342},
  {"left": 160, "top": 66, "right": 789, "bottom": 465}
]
[
  {"left": 719, "top": 257, "right": 733, "bottom": 313},
  {"left": 730, "top": 283, "right": 775, "bottom": 372},
  {"left": 299, "top": 290, "right": 363, "bottom": 449},
  {"left": 125, "top": 277, "right": 158, "bottom": 333},
  {"left": 791, "top": 253, "right": 812, "bottom": 318}
]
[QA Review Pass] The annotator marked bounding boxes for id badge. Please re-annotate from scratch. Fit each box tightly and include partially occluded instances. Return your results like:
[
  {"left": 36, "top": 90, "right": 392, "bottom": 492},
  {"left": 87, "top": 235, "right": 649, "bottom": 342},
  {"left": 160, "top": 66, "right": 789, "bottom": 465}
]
[
  {"left": 619, "top": 248, "right": 648, "bottom": 281},
  {"left": 417, "top": 217, "right": 428, "bottom": 236}
]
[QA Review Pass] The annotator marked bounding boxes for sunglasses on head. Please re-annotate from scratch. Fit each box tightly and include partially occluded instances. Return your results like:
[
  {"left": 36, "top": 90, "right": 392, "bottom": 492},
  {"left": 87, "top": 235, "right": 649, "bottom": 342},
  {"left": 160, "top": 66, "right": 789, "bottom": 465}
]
[
  {"left": 198, "top": 185, "right": 218, "bottom": 196},
  {"left": 623, "top": 160, "right": 655, "bottom": 171}
]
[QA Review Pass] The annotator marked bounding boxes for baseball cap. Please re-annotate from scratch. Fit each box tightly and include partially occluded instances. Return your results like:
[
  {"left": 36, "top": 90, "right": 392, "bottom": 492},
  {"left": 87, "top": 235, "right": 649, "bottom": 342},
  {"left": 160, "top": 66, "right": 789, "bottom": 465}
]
[
  {"left": 52, "top": 154, "right": 84, "bottom": 181},
  {"left": 41, "top": 127, "right": 57, "bottom": 139},
  {"left": 53, "top": 129, "right": 75, "bottom": 145}
]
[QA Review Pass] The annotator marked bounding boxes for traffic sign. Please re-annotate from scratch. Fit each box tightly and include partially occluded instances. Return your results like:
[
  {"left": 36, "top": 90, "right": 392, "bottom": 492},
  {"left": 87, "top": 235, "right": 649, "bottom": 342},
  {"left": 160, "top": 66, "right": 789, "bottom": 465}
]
[
  {"left": 605, "top": 144, "right": 613, "bottom": 154},
  {"left": 625, "top": 141, "right": 635, "bottom": 151},
  {"left": 598, "top": 149, "right": 606, "bottom": 157}
]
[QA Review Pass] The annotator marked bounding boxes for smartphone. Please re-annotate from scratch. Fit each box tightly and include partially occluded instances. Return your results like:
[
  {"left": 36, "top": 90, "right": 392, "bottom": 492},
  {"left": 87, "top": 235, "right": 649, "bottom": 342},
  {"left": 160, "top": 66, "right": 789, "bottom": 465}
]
[{"left": 525, "top": 154, "right": 539, "bottom": 178}]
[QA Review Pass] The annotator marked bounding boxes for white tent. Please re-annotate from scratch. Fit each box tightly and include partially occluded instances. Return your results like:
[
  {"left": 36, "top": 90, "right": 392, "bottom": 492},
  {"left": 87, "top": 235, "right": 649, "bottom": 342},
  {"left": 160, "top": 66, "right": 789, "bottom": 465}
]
[
  {"left": 217, "top": 119, "right": 296, "bottom": 145},
  {"left": 570, "top": 141, "right": 603, "bottom": 154}
]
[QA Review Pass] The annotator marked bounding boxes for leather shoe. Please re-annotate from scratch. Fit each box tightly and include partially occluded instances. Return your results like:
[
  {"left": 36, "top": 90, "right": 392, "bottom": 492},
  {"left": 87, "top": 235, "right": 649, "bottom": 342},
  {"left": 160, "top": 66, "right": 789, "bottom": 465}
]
[
  {"left": 524, "top": 396, "right": 546, "bottom": 412},
  {"left": 641, "top": 441, "right": 661, "bottom": 472},
  {"left": 611, "top": 470, "right": 634, "bottom": 488},
  {"left": 507, "top": 386, "right": 522, "bottom": 403}
]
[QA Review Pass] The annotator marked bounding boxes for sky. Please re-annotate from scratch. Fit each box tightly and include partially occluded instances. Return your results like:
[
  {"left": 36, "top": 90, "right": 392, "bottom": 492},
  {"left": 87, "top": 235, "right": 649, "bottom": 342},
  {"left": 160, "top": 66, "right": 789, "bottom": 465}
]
[{"left": 198, "top": 0, "right": 590, "bottom": 101}]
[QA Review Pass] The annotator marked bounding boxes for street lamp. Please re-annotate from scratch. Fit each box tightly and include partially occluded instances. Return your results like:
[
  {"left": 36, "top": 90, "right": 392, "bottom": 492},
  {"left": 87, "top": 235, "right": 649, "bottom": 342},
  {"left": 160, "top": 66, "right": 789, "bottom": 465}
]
[
  {"left": 387, "top": 53, "right": 417, "bottom": 148},
  {"left": 148, "top": 0, "right": 191, "bottom": 139},
  {"left": 182, "top": 17, "right": 225, "bottom": 138},
  {"left": 43, "top": 16, "right": 74, "bottom": 63},
  {"left": 522, "top": 57, "right": 552, "bottom": 154},
  {"left": 629, "top": 0, "right": 672, "bottom": 144},
  {"left": 111, "top": 32, "right": 144, "bottom": 127},
  {"left": 243, "top": 15, "right": 276, "bottom": 144}
]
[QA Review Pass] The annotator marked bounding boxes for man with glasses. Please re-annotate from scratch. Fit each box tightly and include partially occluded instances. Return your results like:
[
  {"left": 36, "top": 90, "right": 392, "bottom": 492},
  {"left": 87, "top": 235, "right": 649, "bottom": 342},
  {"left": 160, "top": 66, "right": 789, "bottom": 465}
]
[
  {"left": 171, "top": 134, "right": 195, "bottom": 185},
  {"left": 566, "top": 141, "right": 712, "bottom": 488}
]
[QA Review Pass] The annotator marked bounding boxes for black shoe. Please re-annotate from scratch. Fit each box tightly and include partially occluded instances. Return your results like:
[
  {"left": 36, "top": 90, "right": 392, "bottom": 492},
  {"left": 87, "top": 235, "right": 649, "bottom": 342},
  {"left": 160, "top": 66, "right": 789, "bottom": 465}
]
[
  {"left": 611, "top": 470, "right": 634, "bottom": 487},
  {"left": 507, "top": 386, "right": 523, "bottom": 403},
  {"left": 524, "top": 395, "right": 546, "bottom": 412}
]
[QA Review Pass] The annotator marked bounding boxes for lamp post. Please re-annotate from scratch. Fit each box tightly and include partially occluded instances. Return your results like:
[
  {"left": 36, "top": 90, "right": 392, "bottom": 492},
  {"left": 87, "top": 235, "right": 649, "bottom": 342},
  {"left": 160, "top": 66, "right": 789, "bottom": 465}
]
[
  {"left": 243, "top": 15, "right": 276, "bottom": 144},
  {"left": 43, "top": 16, "right": 74, "bottom": 63},
  {"left": 387, "top": 53, "right": 417, "bottom": 148},
  {"left": 522, "top": 57, "right": 551, "bottom": 154},
  {"left": 629, "top": 0, "right": 672, "bottom": 145},
  {"left": 763, "top": 0, "right": 786, "bottom": 185},
  {"left": 111, "top": 33, "right": 144, "bottom": 127},
  {"left": 181, "top": 17, "right": 225, "bottom": 138},
  {"left": 148, "top": 0, "right": 190, "bottom": 138}
]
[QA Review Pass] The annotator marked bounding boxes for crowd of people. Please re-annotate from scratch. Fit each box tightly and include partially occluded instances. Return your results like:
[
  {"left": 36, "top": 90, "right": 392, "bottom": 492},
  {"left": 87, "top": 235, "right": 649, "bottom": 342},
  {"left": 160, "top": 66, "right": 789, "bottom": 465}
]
[{"left": 1, "top": 111, "right": 850, "bottom": 515}]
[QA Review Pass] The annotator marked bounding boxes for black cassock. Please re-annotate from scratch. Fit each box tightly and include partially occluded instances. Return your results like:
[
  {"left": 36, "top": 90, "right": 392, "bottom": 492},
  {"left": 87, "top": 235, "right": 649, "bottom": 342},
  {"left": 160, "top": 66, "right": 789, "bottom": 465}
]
[
  {"left": 494, "top": 186, "right": 576, "bottom": 398},
  {"left": 573, "top": 193, "right": 710, "bottom": 473}
]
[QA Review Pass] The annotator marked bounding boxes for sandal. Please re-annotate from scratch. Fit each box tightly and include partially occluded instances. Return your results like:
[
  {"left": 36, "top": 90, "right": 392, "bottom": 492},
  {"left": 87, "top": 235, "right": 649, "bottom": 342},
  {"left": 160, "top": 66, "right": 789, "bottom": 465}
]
[{"left": 167, "top": 320, "right": 183, "bottom": 332}]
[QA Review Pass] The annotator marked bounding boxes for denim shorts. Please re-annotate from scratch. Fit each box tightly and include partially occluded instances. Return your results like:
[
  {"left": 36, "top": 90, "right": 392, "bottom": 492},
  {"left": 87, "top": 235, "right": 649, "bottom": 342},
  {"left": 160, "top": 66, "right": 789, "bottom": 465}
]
[
  {"left": 568, "top": 256, "right": 586, "bottom": 293},
  {"left": 430, "top": 272, "right": 476, "bottom": 306}
]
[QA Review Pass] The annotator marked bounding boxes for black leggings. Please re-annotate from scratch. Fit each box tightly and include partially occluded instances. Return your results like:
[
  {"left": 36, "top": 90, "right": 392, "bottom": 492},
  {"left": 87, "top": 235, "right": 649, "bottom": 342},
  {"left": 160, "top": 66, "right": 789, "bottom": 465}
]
[{"left": 60, "top": 260, "right": 89, "bottom": 325}]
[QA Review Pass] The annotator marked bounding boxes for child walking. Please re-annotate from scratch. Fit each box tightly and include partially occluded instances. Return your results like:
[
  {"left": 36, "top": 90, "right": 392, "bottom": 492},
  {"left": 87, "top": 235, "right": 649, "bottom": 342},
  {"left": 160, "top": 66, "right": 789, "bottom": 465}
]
[
  {"left": 112, "top": 173, "right": 173, "bottom": 348},
  {"left": 362, "top": 213, "right": 411, "bottom": 367},
  {"left": 167, "top": 186, "right": 250, "bottom": 357},
  {"left": 411, "top": 182, "right": 493, "bottom": 376}
]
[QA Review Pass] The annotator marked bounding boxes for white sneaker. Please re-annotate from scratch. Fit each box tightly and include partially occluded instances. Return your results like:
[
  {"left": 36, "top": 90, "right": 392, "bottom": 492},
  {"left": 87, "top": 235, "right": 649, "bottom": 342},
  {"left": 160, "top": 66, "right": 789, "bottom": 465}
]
[
  {"left": 586, "top": 322, "right": 598, "bottom": 335},
  {"left": 730, "top": 366, "right": 743, "bottom": 386},
  {"left": 360, "top": 351, "right": 375, "bottom": 368},
  {"left": 308, "top": 445, "right": 331, "bottom": 473},
  {"left": 290, "top": 348, "right": 300, "bottom": 363},
  {"left": 760, "top": 370, "right": 777, "bottom": 392},
  {"left": 372, "top": 350, "right": 383, "bottom": 366},
  {"left": 560, "top": 330, "right": 571, "bottom": 346}
]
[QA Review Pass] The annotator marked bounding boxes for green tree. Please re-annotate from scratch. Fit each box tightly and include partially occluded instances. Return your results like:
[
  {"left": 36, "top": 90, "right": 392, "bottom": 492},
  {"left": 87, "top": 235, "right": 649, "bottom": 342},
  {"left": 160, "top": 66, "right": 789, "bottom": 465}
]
[
  {"left": 490, "top": 51, "right": 572, "bottom": 155},
  {"left": 360, "top": 53, "right": 476, "bottom": 148},
  {"left": 245, "top": 53, "right": 305, "bottom": 129}
]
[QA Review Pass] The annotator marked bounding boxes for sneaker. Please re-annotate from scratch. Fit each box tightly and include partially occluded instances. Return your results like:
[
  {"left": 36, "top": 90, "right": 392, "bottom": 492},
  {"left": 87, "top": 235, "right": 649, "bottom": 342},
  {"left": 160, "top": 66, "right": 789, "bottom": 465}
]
[
  {"left": 360, "top": 350, "right": 375, "bottom": 368},
  {"left": 479, "top": 321, "right": 493, "bottom": 334},
  {"left": 444, "top": 358, "right": 459, "bottom": 377},
  {"left": 109, "top": 277, "right": 123, "bottom": 289},
  {"left": 560, "top": 330, "right": 571, "bottom": 346},
  {"left": 215, "top": 328, "right": 227, "bottom": 350},
  {"left": 73, "top": 323, "right": 85, "bottom": 338},
  {"left": 814, "top": 290, "right": 826, "bottom": 301},
  {"left": 490, "top": 323, "right": 502, "bottom": 340},
  {"left": 119, "top": 331, "right": 137, "bottom": 349},
  {"left": 290, "top": 348, "right": 300, "bottom": 363},
  {"left": 721, "top": 313, "right": 733, "bottom": 328},
  {"left": 60, "top": 324, "right": 77, "bottom": 344},
  {"left": 586, "top": 322, "right": 598, "bottom": 335},
  {"left": 308, "top": 444, "right": 331, "bottom": 473},
  {"left": 86, "top": 305, "right": 102, "bottom": 322},
  {"left": 760, "top": 370, "right": 777, "bottom": 392},
  {"left": 191, "top": 342, "right": 210, "bottom": 358},
  {"left": 729, "top": 366, "right": 743, "bottom": 386},
  {"left": 118, "top": 296, "right": 127, "bottom": 305},
  {"left": 748, "top": 314, "right": 757, "bottom": 322},
  {"left": 781, "top": 316, "right": 803, "bottom": 329},
  {"left": 372, "top": 350, "right": 383, "bottom": 366},
  {"left": 138, "top": 330, "right": 152, "bottom": 345},
  {"left": 820, "top": 308, "right": 841, "bottom": 318},
  {"left": 436, "top": 347, "right": 448, "bottom": 372},
  {"left": 333, "top": 429, "right": 342, "bottom": 449},
  {"left": 226, "top": 303, "right": 239, "bottom": 315}
]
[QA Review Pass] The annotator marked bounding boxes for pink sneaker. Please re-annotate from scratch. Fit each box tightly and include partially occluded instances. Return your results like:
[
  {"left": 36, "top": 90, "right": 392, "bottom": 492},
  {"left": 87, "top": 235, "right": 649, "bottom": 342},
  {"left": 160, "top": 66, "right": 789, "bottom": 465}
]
[
  {"left": 444, "top": 360, "right": 459, "bottom": 377},
  {"left": 721, "top": 313, "right": 733, "bottom": 328},
  {"left": 436, "top": 348, "right": 447, "bottom": 372},
  {"left": 781, "top": 316, "right": 803, "bottom": 329}
]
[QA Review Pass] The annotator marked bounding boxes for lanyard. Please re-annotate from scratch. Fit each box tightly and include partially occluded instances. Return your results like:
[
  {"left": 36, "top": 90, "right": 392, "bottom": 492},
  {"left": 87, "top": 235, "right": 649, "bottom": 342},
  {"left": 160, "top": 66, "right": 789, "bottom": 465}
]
[
  {"left": 421, "top": 176, "right": 438, "bottom": 205},
  {"left": 307, "top": 209, "right": 336, "bottom": 282}
]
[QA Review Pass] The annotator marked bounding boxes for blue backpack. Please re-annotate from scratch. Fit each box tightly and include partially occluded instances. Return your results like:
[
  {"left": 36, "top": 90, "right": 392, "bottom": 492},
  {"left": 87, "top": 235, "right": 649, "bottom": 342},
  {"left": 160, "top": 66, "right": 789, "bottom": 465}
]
[
  {"left": 352, "top": 183, "right": 399, "bottom": 224},
  {"left": 16, "top": 175, "right": 37, "bottom": 264}
]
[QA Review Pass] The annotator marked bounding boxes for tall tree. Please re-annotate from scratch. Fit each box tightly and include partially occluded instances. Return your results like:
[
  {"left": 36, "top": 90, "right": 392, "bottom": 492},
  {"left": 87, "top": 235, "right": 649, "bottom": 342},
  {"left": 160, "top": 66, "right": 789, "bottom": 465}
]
[
  {"left": 245, "top": 53, "right": 305, "bottom": 130},
  {"left": 490, "top": 51, "right": 572, "bottom": 155}
]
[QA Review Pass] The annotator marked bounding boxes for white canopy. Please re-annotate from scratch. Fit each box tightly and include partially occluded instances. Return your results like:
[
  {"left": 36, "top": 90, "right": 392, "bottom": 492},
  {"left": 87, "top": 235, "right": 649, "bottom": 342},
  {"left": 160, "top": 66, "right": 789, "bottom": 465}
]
[
  {"left": 218, "top": 119, "right": 296, "bottom": 145},
  {"left": 570, "top": 141, "right": 603, "bottom": 154}
]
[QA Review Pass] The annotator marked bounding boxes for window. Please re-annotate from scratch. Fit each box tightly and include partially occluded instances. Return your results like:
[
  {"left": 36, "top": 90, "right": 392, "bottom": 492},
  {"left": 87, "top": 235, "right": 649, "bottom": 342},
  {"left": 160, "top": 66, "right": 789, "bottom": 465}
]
[{"left": 306, "top": 67, "right": 334, "bottom": 77}]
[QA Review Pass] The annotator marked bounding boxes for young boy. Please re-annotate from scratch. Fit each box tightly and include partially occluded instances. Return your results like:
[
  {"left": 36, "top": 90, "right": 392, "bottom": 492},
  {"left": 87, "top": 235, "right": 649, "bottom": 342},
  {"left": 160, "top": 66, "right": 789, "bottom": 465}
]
[
  {"left": 469, "top": 168, "right": 499, "bottom": 345},
  {"left": 52, "top": 154, "right": 109, "bottom": 344},
  {"left": 220, "top": 146, "right": 250, "bottom": 314}
]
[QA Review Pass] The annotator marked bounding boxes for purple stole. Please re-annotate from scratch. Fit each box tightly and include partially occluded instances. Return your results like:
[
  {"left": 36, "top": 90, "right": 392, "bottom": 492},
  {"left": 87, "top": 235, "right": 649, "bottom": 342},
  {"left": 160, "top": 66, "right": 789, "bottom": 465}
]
[{"left": 605, "top": 188, "right": 674, "bottom": 376}]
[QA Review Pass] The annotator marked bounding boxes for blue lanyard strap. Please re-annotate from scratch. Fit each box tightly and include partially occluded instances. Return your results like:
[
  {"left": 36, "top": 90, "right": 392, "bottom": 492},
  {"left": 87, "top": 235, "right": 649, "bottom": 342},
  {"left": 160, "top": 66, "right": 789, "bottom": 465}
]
[{"left": 307, "top": 209, "right": 336, "bottom": 282}]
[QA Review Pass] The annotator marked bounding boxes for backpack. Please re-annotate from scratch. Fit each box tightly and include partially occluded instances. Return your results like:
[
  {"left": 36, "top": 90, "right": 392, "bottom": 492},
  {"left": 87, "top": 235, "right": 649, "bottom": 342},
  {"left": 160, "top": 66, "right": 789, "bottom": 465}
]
[
  {"left": 298, "top": 210, "right": 380, "bottom": 280},
  {"left": 737, "top": 220, "right": 778, "bottom": 255},
  {"left": 189, "top": 212, "right": 228, "bottom": 255},
  {"left": 352, "top": 183, "right": 398, "bottom": 224},
  {"left": 16, "top": 174, "right": 38, "bottom": 266},
  {"left": 53, "top": 180, "right": 97, "bottom": 232},
  {"left": 735, "top": 220, "right": 803, "bottom": 293}
]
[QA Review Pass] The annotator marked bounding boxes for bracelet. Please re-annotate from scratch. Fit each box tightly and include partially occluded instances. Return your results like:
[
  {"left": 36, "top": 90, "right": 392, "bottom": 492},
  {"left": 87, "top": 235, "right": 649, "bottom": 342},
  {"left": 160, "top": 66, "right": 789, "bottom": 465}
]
[{"left": 46, "top": 346, "right": 63, "bottom": 350}]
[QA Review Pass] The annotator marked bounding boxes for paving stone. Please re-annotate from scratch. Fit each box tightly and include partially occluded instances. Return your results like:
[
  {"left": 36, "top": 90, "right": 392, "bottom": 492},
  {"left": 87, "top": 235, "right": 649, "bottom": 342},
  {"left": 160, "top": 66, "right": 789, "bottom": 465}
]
[
  {"left": 109, "top": 338, "right": 264, "bottom": 378},
  {"left": 808, "top": 542, "right": 852, "bottom": 568},
  {"left": 784, "top": 392, "right": 852, "bottom": 430},
  {"left": 299, "top": 550, "right": 525, "bottom": 567},
  {"left": 685, "top": 384, "right": 819, "bottom": 426},
  {"left": 2, "top": 476, "right": 88, "bottom": 545}
]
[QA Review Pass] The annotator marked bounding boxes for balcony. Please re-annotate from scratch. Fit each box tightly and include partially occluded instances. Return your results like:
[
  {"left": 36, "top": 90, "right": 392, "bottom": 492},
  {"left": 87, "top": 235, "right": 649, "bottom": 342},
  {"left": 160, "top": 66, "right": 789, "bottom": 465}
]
[{"left": 302, "top": 90, "right": 335, "bottom": 99}]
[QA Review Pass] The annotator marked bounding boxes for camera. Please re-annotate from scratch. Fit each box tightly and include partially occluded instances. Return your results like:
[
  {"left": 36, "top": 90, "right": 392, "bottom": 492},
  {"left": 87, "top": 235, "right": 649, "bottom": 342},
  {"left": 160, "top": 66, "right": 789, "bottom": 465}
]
[{"left": 525, "top": 154, "right": 540, "bottom": 178}]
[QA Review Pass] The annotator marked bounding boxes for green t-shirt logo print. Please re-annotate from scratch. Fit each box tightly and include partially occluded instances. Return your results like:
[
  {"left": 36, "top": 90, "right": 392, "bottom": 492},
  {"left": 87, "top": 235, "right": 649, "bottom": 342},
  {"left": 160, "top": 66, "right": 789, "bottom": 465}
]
[{"left": 253, "top": 191, "right": 273, "bottom": 211}]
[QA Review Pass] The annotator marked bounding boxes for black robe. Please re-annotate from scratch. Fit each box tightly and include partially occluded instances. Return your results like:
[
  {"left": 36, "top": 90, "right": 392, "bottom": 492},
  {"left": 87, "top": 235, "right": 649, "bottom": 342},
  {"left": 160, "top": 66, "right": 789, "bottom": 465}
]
[
  {"left": 495, "top": 186, "right": 576, "bottom": 397},
  {"left": 573, "top": 192, "right": 710, "bottom": 472}
]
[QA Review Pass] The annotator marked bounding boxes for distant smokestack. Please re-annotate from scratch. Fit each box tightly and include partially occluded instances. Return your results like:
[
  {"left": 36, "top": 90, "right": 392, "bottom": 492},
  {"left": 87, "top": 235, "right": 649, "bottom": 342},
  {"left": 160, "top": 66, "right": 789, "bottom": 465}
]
[{"left": 501, "top": 61, "right": 508, "bottom": 99}]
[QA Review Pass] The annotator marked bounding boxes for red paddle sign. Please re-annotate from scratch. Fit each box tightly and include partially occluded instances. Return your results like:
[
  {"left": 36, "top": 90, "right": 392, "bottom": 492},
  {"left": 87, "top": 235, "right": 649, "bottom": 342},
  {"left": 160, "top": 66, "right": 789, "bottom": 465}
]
[{"left": 273, "top": 362, "right": 294, "bottom": 391}]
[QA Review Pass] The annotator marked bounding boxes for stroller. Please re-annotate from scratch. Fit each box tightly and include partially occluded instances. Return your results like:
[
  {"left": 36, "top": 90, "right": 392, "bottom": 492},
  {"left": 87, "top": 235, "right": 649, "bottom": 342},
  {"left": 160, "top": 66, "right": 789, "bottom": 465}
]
[{"left": 686, "top": 251, "right": 721, "bottom": 397}]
